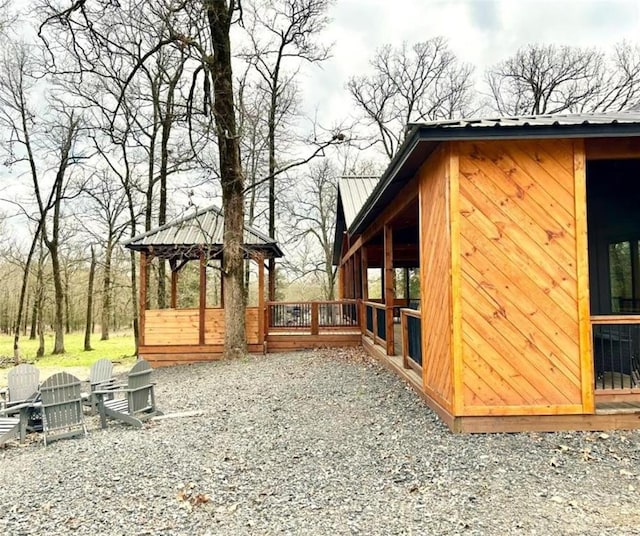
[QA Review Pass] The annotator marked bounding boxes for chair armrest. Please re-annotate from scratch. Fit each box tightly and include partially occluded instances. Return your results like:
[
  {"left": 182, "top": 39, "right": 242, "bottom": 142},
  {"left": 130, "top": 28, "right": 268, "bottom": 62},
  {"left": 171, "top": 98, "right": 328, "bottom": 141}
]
[
  {"left": 93, "top": 383, "right": 127, "bottom": 394},
  {"left": 0, "top": 401, "right": 32, "bottom": 416}
]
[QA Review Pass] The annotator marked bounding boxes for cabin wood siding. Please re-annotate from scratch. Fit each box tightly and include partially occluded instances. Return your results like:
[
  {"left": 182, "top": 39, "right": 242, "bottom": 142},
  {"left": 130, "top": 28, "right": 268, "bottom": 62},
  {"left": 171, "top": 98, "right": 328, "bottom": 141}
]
[
  {"left": 419, "top": 146, "right": 454, "bottom": 411},
  {"left": 457, "top": 139, "right": 584, "bottom": 416}
]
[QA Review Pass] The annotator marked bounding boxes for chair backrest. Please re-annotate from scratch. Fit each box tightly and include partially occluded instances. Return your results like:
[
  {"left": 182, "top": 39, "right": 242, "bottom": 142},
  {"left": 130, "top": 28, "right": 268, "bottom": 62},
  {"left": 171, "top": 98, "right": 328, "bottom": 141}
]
[
  {"left": 127, "top": 359, "right": 154, "bottom": 414},
  {"left": 89, "top": 358, "right": 114, "bottom": 387},
  {"left": 8, "top": 364, "right": 40, "bottom": 402},
  {"left": 39, "top": 372, "right": 85, "bottom": 443}
]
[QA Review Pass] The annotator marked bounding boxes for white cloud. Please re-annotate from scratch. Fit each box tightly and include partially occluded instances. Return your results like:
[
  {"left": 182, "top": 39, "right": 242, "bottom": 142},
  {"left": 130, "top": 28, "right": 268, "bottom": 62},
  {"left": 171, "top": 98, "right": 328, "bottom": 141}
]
[{"left": 299, "top": 0, "right": 640, "bottom": 124}]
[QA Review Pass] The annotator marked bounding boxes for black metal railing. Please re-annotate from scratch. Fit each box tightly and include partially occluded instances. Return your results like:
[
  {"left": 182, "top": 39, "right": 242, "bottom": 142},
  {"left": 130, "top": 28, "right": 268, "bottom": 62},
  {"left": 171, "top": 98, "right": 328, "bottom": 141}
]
[
  {"left": 406, "top": 314, "right": 422, "bottom": 367},
  {"left": 376, "top": 307, "right": 386, "bottom": 341},
  {"left": 401, "top": 308, "right": 422, "bottom": 374},
  {"left": 269, "top": 302, "right": 312, "bottom": 328},
  {"left": 366, "top": 305, "right": 374, "bottom": 333},
  {"left": 592, "top": 321, "right": 640, "bottom": 389},
  {"left": 318, "top": 302, "right": 358, "bottom": 327},
  {"left": 267, "top": 300, "right": 359, "bottom": 334}
]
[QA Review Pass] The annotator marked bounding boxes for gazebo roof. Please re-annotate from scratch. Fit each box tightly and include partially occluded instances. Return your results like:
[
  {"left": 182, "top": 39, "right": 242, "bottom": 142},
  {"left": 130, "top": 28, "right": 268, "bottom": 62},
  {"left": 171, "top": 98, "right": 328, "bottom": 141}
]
[{"left": 123, "top": 204, "right": 283, "bottom": 260}]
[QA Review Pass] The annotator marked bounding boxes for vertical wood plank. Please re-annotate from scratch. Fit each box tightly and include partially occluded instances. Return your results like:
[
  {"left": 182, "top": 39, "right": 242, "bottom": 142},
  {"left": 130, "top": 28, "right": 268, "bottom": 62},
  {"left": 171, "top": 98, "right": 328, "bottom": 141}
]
[
  {"left": 354, "top": 250, "right": 361, "bottom": 299},
  {"left": 170, "top": 269, "right": 178, "bottom": 309},
  {"left": 384, "top": 224, "right": 395, "bottom": 355},
  {"left": 337, "top": 264, "right": 345, "bottom": 299},
  {"left": 199, "top": 252, "right": 206, "bottom": 345},
  {"left": 361, "top": 246, "right": 369, "bottom": 301},
  {"left": 401, "top": 311, "right": 409, "bottom": 369},
  {"left": 139, "top": 252, "right": 147, "bottom": 348},
  {"left": 257, "top": 254, "right": 265, "bottom": 348},
  {"left": 311, "top": 302, "right": 319, "bottom": 335},
  {"left": 449, "top": 142, "right": 464, "bottom": 415},
  {"left": 574, "top": 139, "right": 595, "bottom": 413}
]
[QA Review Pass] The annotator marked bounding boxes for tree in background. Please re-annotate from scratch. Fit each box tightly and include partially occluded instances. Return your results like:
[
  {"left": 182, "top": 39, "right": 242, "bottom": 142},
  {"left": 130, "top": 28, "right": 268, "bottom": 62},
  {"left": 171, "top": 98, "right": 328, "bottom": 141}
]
[
  {"left": 348, "top": 38, "right": 475, "bottom": 160},
  {"left": 240, "top": 0, "right": 333, "bottom": 300},
  {"left": 283, "top": 159, "right": 338, "bottom": 299},
  {"left": 486, "top": 42, "right": 640, "bottom": 115}
]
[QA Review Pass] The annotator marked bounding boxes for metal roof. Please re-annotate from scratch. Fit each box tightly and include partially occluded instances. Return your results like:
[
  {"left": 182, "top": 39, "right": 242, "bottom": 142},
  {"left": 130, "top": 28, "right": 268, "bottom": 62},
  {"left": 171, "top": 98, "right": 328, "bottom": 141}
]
[
  {"left": 338, "top": 176, "right": 379, "bottom": 229},
  {"left": 406, "top": 111, "right": 640, "bottom": 133},
  {"left": 348, "top": 110, "right": 640, "bottom": 237},
  {"left": 124, "top": 204, "right": 283, "bottom": 259}
]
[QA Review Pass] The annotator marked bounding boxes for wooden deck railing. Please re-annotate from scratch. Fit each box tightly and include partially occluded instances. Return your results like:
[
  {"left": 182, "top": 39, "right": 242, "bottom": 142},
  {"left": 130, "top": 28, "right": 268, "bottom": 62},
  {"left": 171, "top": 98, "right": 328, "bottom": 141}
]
[
  {"left": 591, "top": 315, "right": 640, "bottom": 391},
  {"left": 364, "top": 301, "right": 387, "bottom": 345},
  {"left": 401, "top": 308, "right": 422, "bottom": 373},
  {"left": 267, "top": 300, "right": 359, "bottom": 335}
]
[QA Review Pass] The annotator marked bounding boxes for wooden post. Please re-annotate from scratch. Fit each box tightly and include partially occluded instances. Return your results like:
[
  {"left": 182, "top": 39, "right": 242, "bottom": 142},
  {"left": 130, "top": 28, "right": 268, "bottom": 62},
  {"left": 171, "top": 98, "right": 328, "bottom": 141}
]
[
  {"left": 170, "top": 269, "right": 178, "bottom": 308},
  {"left": 401, "top": 311, "right": 409, "bottom": 369},
  {"left": 257, "top": 253, "right": 265, "bottom": 350},
  {"left": 361, "top": 246, "right": 369, "bottom": 301},
  {"left": 337, "top": 264, "right": 345, "bottom": 299},
  {"left": 139, "top": 252, "right": 147, "bottom": 348},
  {"left": 384, "top": 224, "right": 395, "bottom": 355},
  {"left": 311, "top": 302, "right": 319, "bottom": 335},
  {"left": 354, "top": 250, "right": 361, "bottom": 299},
  {"left": 405, "top": 267, "right": 410, "bottom": 307},
  {"left": 199, "top": 252, "right": 206, "bottom": 345}
]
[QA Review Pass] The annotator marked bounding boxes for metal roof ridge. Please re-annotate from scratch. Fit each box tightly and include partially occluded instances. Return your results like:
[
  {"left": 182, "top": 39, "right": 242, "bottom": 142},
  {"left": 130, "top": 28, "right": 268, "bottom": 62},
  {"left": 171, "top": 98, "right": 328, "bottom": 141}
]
[{"left": 123, "top": 203, "right": 278, "bottom": 246}]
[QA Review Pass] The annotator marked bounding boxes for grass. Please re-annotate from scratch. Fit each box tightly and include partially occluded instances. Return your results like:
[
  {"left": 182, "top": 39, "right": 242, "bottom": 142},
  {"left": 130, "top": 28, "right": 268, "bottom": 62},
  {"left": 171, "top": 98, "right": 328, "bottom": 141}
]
[{"left": 0, "top": 331, "right": 137, "bottom": 369}]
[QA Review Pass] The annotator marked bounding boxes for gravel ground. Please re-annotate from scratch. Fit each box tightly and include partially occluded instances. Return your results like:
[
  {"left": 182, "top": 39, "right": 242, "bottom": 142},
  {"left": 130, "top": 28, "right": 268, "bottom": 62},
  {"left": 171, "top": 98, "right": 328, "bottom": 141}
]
[{"left": 2, "top": 349, "right": 640, "bottom": 536}]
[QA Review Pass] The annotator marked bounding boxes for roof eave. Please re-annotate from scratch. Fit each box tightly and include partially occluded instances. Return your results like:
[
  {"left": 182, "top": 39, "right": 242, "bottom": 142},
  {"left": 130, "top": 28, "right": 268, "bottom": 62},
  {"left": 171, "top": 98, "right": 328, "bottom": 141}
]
[{"left": 348, "top": 121, "right": 640, "bottom": 236}]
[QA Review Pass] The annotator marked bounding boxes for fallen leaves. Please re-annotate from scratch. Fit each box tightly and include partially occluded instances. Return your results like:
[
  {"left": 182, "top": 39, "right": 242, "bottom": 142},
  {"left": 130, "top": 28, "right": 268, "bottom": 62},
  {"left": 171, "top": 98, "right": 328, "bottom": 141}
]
[{"left": 176, "top": 483, "right": 210, "bottom": 509}]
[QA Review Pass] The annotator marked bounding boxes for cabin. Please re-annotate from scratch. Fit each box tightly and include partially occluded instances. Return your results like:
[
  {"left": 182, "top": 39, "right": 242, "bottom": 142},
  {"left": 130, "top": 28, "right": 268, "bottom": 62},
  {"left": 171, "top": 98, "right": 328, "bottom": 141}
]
[
  {"left": 125, "top": 205, "right": 361, "bottom": 366},
  {"left": 334, "top": 111, "right": 640, "bottom": 432}
]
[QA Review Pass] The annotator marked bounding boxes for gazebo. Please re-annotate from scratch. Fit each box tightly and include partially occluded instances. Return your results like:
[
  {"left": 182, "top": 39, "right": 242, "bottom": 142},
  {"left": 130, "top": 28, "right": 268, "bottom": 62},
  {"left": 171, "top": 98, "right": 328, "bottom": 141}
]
[{"left": 124, "top": 205, "right": 283, "bottom": 366}]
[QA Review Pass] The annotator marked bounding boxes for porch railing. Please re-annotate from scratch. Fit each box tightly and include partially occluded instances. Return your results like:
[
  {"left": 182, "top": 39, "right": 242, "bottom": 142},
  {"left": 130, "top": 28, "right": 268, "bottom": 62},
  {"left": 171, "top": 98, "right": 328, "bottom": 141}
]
[
  {"left": 401, "top": 308, "right": 422, "bottom": 373},
  {"left": 267, "top": 300, "right": 359, "bottom": 335},
  {"left": 591, "top": 316, "right": 640, "bottom": 390},
  {"left": 364, "top": 301, "right": 386, "bottom": 345}
]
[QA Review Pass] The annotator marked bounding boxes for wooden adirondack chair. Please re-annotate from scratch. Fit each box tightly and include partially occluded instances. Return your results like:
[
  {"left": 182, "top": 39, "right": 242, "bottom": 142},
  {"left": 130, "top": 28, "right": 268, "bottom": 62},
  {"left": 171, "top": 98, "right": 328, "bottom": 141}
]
[
  {"left": 0, "top": 364, "right": 41, "bottom": 442},
  {"left": 87, "top": 358, "right": 117, "bottom": 414},
  {"left": 2, "top": 364, "right": 40, "bottom": 407},
  {"left": 0, "top": 417, "right": 20, "bottom": 447},
  {"left": 39, "top": 372, "right": 88, "bottom": 446},
  {"left": 96, "top": 359, "right": 162, "bottom": 429}
]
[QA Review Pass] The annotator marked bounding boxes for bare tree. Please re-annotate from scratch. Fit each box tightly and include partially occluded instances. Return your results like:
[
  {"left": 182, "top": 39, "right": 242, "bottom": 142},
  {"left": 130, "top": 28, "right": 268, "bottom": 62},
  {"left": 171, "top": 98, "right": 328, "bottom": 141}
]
[
  {"left": 283, "top": 159, "right": 337, "bottom": 299},
  {"left": 486, "top": 41, "right": 640, "bottom": 115},
  {"left": 240, "top": 0, "right": 332, "bottom": 300},
  {"left": 348, "top": 38, "right": 475, "bottom": 159},
  {"left": 84, "top": 245, "right": 96, "bottom": 351}
]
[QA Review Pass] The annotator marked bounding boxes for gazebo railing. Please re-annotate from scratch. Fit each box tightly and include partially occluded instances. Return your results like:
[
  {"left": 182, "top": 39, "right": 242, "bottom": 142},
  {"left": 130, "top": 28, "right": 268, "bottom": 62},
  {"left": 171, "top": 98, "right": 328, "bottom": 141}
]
[{"left": 267, "top": 300, "right": 359, "bottom": 335}]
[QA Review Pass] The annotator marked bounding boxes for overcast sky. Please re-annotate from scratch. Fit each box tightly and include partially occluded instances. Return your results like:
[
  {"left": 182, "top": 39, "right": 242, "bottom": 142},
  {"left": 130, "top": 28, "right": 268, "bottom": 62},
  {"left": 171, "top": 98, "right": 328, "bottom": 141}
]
[{"left": 301, "top": 0, "right": 640, "bottom": 125}]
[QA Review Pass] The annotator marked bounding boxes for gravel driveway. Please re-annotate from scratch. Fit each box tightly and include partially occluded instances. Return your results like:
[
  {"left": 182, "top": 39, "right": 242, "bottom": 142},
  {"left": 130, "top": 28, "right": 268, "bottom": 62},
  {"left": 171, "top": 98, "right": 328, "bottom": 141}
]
[{"left": 1, "top": 349, "right": 640, "bottom": 535}]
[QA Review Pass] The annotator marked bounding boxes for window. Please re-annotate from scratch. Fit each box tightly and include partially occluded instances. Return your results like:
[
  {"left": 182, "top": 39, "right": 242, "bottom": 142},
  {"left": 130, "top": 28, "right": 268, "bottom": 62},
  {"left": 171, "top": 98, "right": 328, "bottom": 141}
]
[{"left": 609, "top": 240, "right": 640, "bottom": 313}]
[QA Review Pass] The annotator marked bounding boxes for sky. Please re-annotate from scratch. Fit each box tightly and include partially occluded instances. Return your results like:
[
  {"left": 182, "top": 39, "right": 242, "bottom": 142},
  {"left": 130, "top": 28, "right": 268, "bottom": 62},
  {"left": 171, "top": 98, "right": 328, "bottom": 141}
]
[{"left": 301, "top": 0, "right": 640, "bottom": 126}]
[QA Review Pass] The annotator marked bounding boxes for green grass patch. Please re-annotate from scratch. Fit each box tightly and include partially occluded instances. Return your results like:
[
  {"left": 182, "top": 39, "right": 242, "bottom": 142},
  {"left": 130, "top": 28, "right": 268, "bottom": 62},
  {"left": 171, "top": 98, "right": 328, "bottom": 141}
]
[{"left": 0, "top": 331, "right": 137, "bottom": 368}]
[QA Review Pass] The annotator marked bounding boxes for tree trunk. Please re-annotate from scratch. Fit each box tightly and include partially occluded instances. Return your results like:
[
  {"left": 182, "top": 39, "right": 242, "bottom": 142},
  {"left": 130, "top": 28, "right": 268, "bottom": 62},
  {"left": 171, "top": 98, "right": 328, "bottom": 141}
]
[
  {"left": 207, "top": 0, "right": 246, "bottom": 359},
  {"left": 84, "top": 246, "right": 96, "bottom": 351},
  {"left": 64, "top": 266, "right": 71, "bottom": 334},
  {"left": 48, "top": 242, "right": 66, "bottom": 354},
  {"left": 101, "top": 239, "right": 113, "bottom": 340}
]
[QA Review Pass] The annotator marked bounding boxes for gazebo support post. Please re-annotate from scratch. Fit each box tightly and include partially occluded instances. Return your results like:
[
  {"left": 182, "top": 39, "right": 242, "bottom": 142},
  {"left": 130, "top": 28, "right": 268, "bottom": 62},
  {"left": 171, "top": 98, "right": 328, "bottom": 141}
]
[
  {"left": 257, "top": 253, "right": 266, "bottom": 351},
  {"left": 199, "top": 251, "right": 206, "bottom": 345},
  {"left": 170, "top": 264, "right": 178, "bottom": 309},
  {"left": 139, "top": 252, "right": 147, "bottom": 349}
]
